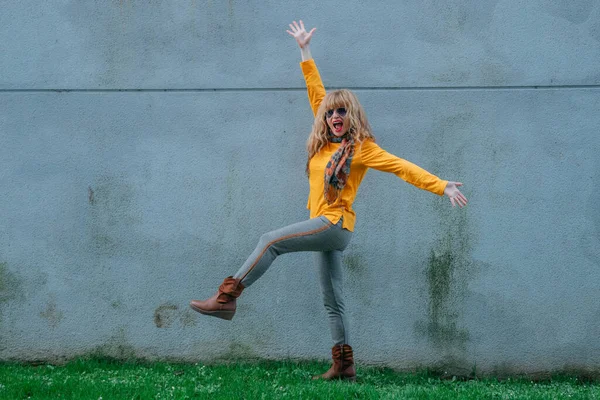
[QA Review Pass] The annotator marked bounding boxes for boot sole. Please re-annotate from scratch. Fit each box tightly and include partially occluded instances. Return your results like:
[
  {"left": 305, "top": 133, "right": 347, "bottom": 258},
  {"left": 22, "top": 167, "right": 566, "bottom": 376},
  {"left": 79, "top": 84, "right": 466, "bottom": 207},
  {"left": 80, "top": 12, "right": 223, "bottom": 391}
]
[{"left": 189, "top": 304, "right": 235, "bottom": 321}]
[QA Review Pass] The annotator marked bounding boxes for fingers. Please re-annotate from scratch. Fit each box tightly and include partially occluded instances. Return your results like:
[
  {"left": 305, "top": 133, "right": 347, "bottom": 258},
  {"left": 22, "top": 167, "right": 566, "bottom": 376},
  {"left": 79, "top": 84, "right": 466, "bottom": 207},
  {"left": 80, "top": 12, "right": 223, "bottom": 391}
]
[
  {"left": 307, "top": 27, "right": 316, "bottom": 38},
  {"left": 453, "top": 196, "right": 465, "bottom": 208},
  {"left": 453, "top": 188, "right": 468, "bottom": 204},
  {"left": 455, "top": 182, "right": 463, "bottom": 187},
  {"left": 288, "top": 20, "right": 313, "bottom": 36},
  {"left": 448, "top": 191, "right": 468, "bottom": 208},
  {"left": 288, "top": 21, "right": 305, "bottom": 39}
]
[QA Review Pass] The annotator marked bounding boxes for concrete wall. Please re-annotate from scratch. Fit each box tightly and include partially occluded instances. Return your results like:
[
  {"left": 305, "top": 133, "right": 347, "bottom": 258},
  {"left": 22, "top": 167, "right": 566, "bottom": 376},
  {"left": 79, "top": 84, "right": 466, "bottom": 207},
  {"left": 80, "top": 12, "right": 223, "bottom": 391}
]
[{"left": 1, "top": 1, "right": 599, "bottom": 373}]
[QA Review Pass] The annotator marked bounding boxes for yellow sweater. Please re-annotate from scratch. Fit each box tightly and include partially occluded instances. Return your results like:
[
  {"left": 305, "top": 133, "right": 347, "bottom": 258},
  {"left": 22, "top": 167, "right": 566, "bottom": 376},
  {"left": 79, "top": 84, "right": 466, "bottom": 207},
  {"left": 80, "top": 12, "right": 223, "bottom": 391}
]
[{"left": 301, "top": 59, "right": 448, "bottom": 231}]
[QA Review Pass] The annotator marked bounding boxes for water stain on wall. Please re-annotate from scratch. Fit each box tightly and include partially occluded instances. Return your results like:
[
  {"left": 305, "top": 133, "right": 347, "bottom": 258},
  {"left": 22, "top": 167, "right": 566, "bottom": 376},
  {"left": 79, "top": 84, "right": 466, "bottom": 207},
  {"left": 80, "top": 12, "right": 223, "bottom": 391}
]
[
  {"left": 414, "top": 110, "right": 477, "bottom": 359},
  {"left": 153, "top": 303, "right": 198, "bottom": 328},
  {"left": 227, "top": 0, "right": 234, "bottom": 20},
  {"left": 39, "top": 297, "right": 64, "bottom": 328},
  {"left": 0, "top": 262, "right": 24, "bottom": 320},
  {"left": 542, "top": 0, "right": 595, "bottom": 24},
  {"left": 415, "top": 249, "right": 470, "bottom": 350},
  {"left": 88, "top": 186, "right": 95, "bottom": 205},
  {"left": 87, "top": 174, "right": 140, "bottom": 256},
  {"left": 92, "top": 327, "right": 138, "bottom": 360},
  {"left": 154, "top": 303, "right": 179, "bottom": 328},
  {"left": 480, "top": 62, "right": 510, "bottom": 86},
  {"left": 343, "top": 247, "right": 373, "bottom": 306},
  {"left": 413, "top": 0, "right": 499, "bottom": 44},
  {"left": 111, "top": 300, "right": 122, "bottom": 309},
  {"left": 343, "top": 253, "right": 367, "bottom": 274},
  {"left": 216, "top": 342, "right": 258, "bottom": 360},
  {"left": 0, "top": 262, "right": 22, "bottom": 304}
]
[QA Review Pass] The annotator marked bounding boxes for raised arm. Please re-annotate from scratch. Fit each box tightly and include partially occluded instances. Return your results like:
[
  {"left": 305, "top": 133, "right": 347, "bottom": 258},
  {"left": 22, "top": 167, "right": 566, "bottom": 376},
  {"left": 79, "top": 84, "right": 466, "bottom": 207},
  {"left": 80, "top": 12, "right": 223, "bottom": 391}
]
[{"left": 287, "top": 20, "right": 325, "bottom": 116}]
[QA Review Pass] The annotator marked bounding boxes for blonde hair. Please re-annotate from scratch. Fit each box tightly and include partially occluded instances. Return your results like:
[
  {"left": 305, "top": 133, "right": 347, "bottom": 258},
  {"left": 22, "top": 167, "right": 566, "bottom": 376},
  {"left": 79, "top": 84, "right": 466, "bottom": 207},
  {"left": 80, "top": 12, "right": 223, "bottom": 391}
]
[{"left": 306, "top": 89, "right": 375, "bottom": 175}]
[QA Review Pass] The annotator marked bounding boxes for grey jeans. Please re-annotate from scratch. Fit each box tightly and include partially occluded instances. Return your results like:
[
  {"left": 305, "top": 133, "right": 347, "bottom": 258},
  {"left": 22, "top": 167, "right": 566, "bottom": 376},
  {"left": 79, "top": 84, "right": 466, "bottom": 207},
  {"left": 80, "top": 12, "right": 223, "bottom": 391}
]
[{"left": 233, "top": 216, "right": 353, "bottom": 345}]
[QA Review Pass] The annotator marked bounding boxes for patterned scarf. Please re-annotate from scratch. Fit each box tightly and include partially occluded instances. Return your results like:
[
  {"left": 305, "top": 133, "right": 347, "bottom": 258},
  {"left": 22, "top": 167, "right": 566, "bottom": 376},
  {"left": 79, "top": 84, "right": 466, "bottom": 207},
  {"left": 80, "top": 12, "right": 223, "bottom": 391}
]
[{"left": 324, "top": 133, "right": 355, "bottom": 204}]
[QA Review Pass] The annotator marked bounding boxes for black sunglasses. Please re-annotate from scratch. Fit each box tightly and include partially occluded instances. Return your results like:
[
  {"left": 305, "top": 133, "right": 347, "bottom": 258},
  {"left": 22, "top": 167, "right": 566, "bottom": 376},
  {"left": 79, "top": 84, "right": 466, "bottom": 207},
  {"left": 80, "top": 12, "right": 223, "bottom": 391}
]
[{"left": 325, "top": 108, "right": 347, "bottom": 118}]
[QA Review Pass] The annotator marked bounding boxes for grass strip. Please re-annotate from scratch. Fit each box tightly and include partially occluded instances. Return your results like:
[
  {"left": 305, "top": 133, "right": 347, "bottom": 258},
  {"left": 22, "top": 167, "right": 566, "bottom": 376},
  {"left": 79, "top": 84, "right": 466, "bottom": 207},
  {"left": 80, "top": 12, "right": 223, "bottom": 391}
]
[{"left": 0, "top": 358, "right": 599, "bottom": 399}]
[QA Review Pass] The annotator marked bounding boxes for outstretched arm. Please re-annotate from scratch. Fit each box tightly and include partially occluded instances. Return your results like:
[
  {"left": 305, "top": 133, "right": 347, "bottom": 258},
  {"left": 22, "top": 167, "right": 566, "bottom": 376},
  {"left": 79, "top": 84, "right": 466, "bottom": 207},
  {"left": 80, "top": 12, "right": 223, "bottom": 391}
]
[
  {"left": 287, "top": 20, "right": 325, "bottom": 116},
  {"left": 360, "top": 140, "right": 468, "bottom": 208}
]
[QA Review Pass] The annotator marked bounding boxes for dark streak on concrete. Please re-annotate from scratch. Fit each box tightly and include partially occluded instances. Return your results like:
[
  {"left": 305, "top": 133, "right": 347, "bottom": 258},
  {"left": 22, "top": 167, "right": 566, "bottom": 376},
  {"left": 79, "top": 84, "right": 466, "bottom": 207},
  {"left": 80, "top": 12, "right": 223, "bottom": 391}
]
[
  {"left": 88, "top": 186, "right": 95, "bottom": 205},
  {"left": 414, "top": 110, "right": 476, "bottom": 360},
  {"left": 111, "top": 300, "right": 122, "bottom": 309},
  {"left": 0, "top": 262, "right": 22, "bottom": 304},
  {"left": 0, "top": 262, "right": 24, "bottom": 321},
  {"left": 415, "top": 249, "right": 470, "bottom": 350},
  {"left": 343, "top": 253, "right": 366, "bottom": 273},
  {"left": 91, "top": 328, "right": 138, "bottom": 360},
  {"left": 87, "top": 174, "right": 140, "bottom": 256},
  {"left": 216, "top": 342, "right": 258, "bottom": 360}
]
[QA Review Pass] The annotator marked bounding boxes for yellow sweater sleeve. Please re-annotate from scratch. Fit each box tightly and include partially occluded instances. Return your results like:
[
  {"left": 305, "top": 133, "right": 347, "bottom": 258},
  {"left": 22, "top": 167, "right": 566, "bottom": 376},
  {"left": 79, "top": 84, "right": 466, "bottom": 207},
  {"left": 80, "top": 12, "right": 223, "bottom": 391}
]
[
  {"left": 300, "top": 59, "right": 326, "bottom": 117},
  {"left": 360, "top": 140, "right": 448, "bottom": 196}
]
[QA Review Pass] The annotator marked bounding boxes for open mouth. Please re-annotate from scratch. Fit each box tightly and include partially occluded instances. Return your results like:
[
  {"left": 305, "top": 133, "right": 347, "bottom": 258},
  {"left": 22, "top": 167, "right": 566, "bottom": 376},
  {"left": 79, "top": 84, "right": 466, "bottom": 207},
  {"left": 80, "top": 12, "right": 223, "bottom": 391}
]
[{"left": 332, "top": 122, "right": 343, "bottom": 133}]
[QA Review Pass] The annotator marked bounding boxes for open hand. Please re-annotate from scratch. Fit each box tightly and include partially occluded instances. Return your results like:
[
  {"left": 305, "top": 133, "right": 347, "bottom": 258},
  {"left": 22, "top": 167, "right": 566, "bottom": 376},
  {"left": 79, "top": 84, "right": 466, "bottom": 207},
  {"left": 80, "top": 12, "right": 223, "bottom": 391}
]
[
  {"left": 444, "top": 182, "right": 468, "bottom": 208},
  {"left": 286, "top": 20, "right": 316, "bottom": 49}
]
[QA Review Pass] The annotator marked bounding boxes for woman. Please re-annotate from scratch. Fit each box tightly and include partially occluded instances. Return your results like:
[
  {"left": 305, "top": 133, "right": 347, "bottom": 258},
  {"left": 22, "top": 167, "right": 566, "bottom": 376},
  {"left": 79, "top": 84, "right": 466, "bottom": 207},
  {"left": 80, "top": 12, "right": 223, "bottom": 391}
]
[{"left": 190, "top": 20, "right": 468, "bottom": 381}]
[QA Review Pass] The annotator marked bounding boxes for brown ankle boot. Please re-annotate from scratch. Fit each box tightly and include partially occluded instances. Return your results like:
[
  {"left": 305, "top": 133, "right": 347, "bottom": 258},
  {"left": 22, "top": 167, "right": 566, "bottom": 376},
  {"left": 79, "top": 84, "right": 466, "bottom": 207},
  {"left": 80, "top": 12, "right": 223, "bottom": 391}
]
[
  {"left": 313, "top": 344, "right": 356, "bottom": 381},
  {"left": 189, "top": 276, "right": 244, "bottom": 321}
]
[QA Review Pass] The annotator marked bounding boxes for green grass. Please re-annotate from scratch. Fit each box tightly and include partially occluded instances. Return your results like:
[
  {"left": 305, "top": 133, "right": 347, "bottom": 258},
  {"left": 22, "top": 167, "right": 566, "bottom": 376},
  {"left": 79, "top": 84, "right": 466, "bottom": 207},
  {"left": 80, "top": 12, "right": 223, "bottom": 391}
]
[{"left": 0, "top": 358, "right": 599, "bottom": 399}]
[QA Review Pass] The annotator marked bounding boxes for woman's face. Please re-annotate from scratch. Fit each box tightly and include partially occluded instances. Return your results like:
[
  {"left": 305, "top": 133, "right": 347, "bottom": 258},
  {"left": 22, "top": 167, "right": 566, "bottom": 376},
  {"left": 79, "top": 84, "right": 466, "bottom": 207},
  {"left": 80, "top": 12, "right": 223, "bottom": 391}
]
[{"left": 325, "top": 107, "right": 349, "bottom": 137}]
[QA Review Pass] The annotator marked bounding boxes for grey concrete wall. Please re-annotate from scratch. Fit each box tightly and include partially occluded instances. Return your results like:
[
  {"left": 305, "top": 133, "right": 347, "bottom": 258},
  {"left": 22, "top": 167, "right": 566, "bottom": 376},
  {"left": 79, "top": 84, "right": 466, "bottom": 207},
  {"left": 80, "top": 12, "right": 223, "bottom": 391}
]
[{"left": 1, "top": 1, "right": 599, "bottom": 374}]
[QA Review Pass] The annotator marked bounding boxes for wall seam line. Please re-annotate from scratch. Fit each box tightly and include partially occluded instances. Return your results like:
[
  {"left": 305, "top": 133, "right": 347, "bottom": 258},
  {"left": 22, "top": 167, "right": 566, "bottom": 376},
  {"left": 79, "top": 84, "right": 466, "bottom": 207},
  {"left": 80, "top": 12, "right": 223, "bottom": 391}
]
[{"left": 0, "top": 85, "right": 599, "bottom": 93}]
